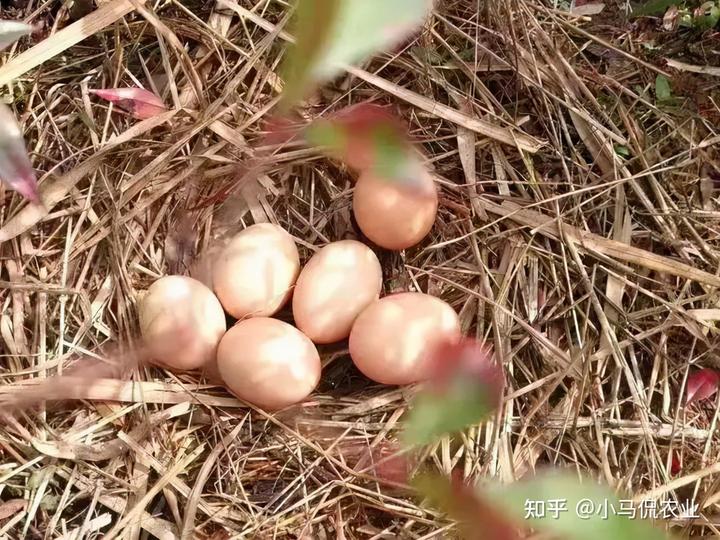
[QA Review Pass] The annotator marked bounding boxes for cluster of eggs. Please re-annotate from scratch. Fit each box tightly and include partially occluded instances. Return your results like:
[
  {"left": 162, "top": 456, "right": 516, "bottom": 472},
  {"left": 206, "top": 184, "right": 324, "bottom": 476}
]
[{"left": 138, "top": 172, "right": 458, "bottom": 409}]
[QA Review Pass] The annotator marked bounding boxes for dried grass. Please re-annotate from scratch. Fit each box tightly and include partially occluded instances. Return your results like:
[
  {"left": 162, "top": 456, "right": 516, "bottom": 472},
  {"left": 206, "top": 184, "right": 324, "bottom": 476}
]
[{"left": 2, "top": 0, "right": 720, "bottom": 537}]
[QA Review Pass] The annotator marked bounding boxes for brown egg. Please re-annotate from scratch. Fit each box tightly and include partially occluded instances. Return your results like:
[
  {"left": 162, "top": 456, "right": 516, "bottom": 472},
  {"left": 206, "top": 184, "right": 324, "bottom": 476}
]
[
  {"left": 139, "top": 275, "right": 226, "bottom": 371},
  {"left": 293, "top": 240, "right": 382, "bottom": 344},
  {"left": 349, "top": 292, "right": 460, "bottom": 385},
  {"left": 352, "top": 171, "right": 438, "bottom": 250},
  {"left": 217, "top": 317, "right": 321, "bottom": 410},
  {"left": 212, "top": 223, "right": 300, "bottom": 318}
]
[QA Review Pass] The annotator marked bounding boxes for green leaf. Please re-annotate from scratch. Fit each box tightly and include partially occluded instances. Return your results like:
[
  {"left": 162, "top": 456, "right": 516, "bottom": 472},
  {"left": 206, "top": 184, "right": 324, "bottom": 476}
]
[
  {"left": 305, "top": 120, "right": 348, "bottom": 155},
  {"left": 614, "top": 144, "right": 630, "bottom": 158},
  {"left": 655, "top": 75, "right": 672, "bottom": 102},
  {"left": 402, "top": 377, "right": 498, "bottom": 447},
  {"left": 281, "top": 0, "right": 341, "bottom": 109},
  {"left": 370, "top": 122, "right": 416, "bottom": 179},
  {"left": 630, "top": 0, "right": 678, "bottom": 17},
  {"left": 710, "top": 5, "right": 720, "bottom": 27},
  {"left": 40, "top": 494, "right": 60, "bottom": 512},
  {"left": 402, "top": 339, "right": 504, "bottom": 447},
  {"left": 695, "top": 2, "right": 720, "bottom": 29},
  {"left": 480, "top": 471, "right": 671, "bottom": 540},
  {"left": 281, "top": 0, "right": 433, "bottom": 108}
]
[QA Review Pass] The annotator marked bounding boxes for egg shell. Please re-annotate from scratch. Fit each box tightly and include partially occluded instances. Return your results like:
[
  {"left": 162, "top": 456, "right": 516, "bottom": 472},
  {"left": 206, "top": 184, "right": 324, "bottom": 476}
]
[
  {"left": 349, "top": 292, "right": 461, "bottom": 385},
  {"left": 292, "top": 240, "right": 383, "bottom": 344},
  {"left": 139, "top": 275, "right": 226, "bottom": 371},
  {"left": 212, "top": 223, "right": 300, "bottom": 318},
  {"left": 217, "top": 317, "right": 321, "bottom": 410},
  {"left": 352, "top": 171, "right": 438, "bottom": 250}
]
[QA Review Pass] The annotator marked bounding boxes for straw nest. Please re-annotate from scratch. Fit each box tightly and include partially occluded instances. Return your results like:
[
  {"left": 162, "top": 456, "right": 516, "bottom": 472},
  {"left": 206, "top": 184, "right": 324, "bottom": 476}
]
[{"left": 2, "top": 0, "right": 720, "bottom": 537}]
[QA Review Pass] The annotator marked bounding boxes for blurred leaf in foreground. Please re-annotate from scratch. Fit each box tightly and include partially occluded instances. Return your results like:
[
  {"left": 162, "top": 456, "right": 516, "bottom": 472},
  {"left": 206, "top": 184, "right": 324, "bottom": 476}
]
[
  {"left": 0, "top": 21, "right": 32, "bottom": 51},
  {"left": 414, "top": 472, "right": 520, "bottom": 540},
  {"left": 90, "top": 88, "right": 167, "bottom": 120},
  {"left": 0, "top": 103, "right": 40, "bottom": 203},
  {"left": 305, "top": 102, "right": 432, "bottom": 194},
  {"left": 480, "top": 471, "right": 670, "bottom": 540},
  {"left": 402, "top": 338, "right": 504, "bottom": 447},
  {"left": 281, "top": 0, "right": 433, "bottom": 108},
  {"left": 281, "top": 0, "right": 341, "bottom": 109}
]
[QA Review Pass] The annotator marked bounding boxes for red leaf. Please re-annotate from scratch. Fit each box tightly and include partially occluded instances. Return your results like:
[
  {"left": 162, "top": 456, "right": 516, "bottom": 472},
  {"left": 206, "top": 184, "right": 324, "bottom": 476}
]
[
  {"left": 305, "top": 102, "right": 434, "bottom": 195},
  {"left": 259, "top": 115, "right": 305, "bottom": 148},
  {"left": 426, "top": 338, "right": 504, "bottom": 401},
  {"left": 90, "top": 87, "right": 167, "bottom": 119},
  {"left": 670, "top": 450, "right": 682, "bottom": 475},
  {"left": 307, "top": 102, "right": 407, "bottom": 170},
  {"left": 368, "top": 442, "right": 413, "bottom": 485},
  {"left": 414, "top": 472, "right": 520, "bottom": 540},
  {"left": 685, "top": 368, "right": 720, "bottom": 405},
  {"left": 0, "top": 103, "right": 40, "bottom": 203}
]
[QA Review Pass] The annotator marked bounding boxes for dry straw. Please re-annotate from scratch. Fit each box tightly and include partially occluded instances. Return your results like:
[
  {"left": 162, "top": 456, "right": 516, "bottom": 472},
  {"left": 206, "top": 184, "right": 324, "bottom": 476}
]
[{"left": 1, "top": 0, "right": 720, "bottom": 537}]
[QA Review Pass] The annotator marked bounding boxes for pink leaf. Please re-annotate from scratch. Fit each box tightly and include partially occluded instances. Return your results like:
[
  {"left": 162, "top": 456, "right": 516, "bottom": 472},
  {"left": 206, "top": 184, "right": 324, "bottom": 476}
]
[
  {"left": 90, "top": 87, "right": 167, "bottom": 119},
  {"left": 0, "top": 499, "right": 26, "bottom": 521},
  {"left": 0, "top": 103, "right": 40, "bottom": 203},
  {"left": 571, "top": 1, "right": 605, "bottom": 16},
  {"left": 685, "top": 368, "right": 720, "bottom": 405}
]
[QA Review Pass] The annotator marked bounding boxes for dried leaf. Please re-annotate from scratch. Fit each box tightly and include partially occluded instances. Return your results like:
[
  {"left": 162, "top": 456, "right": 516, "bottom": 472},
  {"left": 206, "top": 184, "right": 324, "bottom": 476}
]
[
  {"left": 0, "top": 103, "right": 40, "bottom": 203},
  {"left": 90, "top": 87, "right": 167, "bottom": 119},
  {"left": 281, "top": 0, "right": 433, "bottom": 107},
  {"left": 685, "top": 368, "right": 720, "bottom": 405},
  {"left": 571, "top": 2, "right": 606, "bottom": 16},
  {"left": 0, "top": 21, "right": 32, "bottom": 52},
  {"left": 0, "top": 327, "right": 197, "bottom": 414},
  {"left": 402, "top": 338, "right": 504, "bottom": 446},
  {"left": 0, "top": 499, "right": 27, "bottom": 521},
  {"left": 663, "top": 5, "right": 680, "bottom": 31}
]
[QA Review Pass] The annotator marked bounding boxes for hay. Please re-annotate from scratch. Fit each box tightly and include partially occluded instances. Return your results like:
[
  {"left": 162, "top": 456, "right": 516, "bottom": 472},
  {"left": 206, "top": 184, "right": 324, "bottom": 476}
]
[{"left": 2, "top": 0, "right": 720, "bottom": 537}]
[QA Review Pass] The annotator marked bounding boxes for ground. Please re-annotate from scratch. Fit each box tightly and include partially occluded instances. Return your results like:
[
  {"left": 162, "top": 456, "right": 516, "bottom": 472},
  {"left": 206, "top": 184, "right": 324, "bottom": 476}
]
[{"left": 1, "top": 0, "right": 720, "bottom": 538}]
